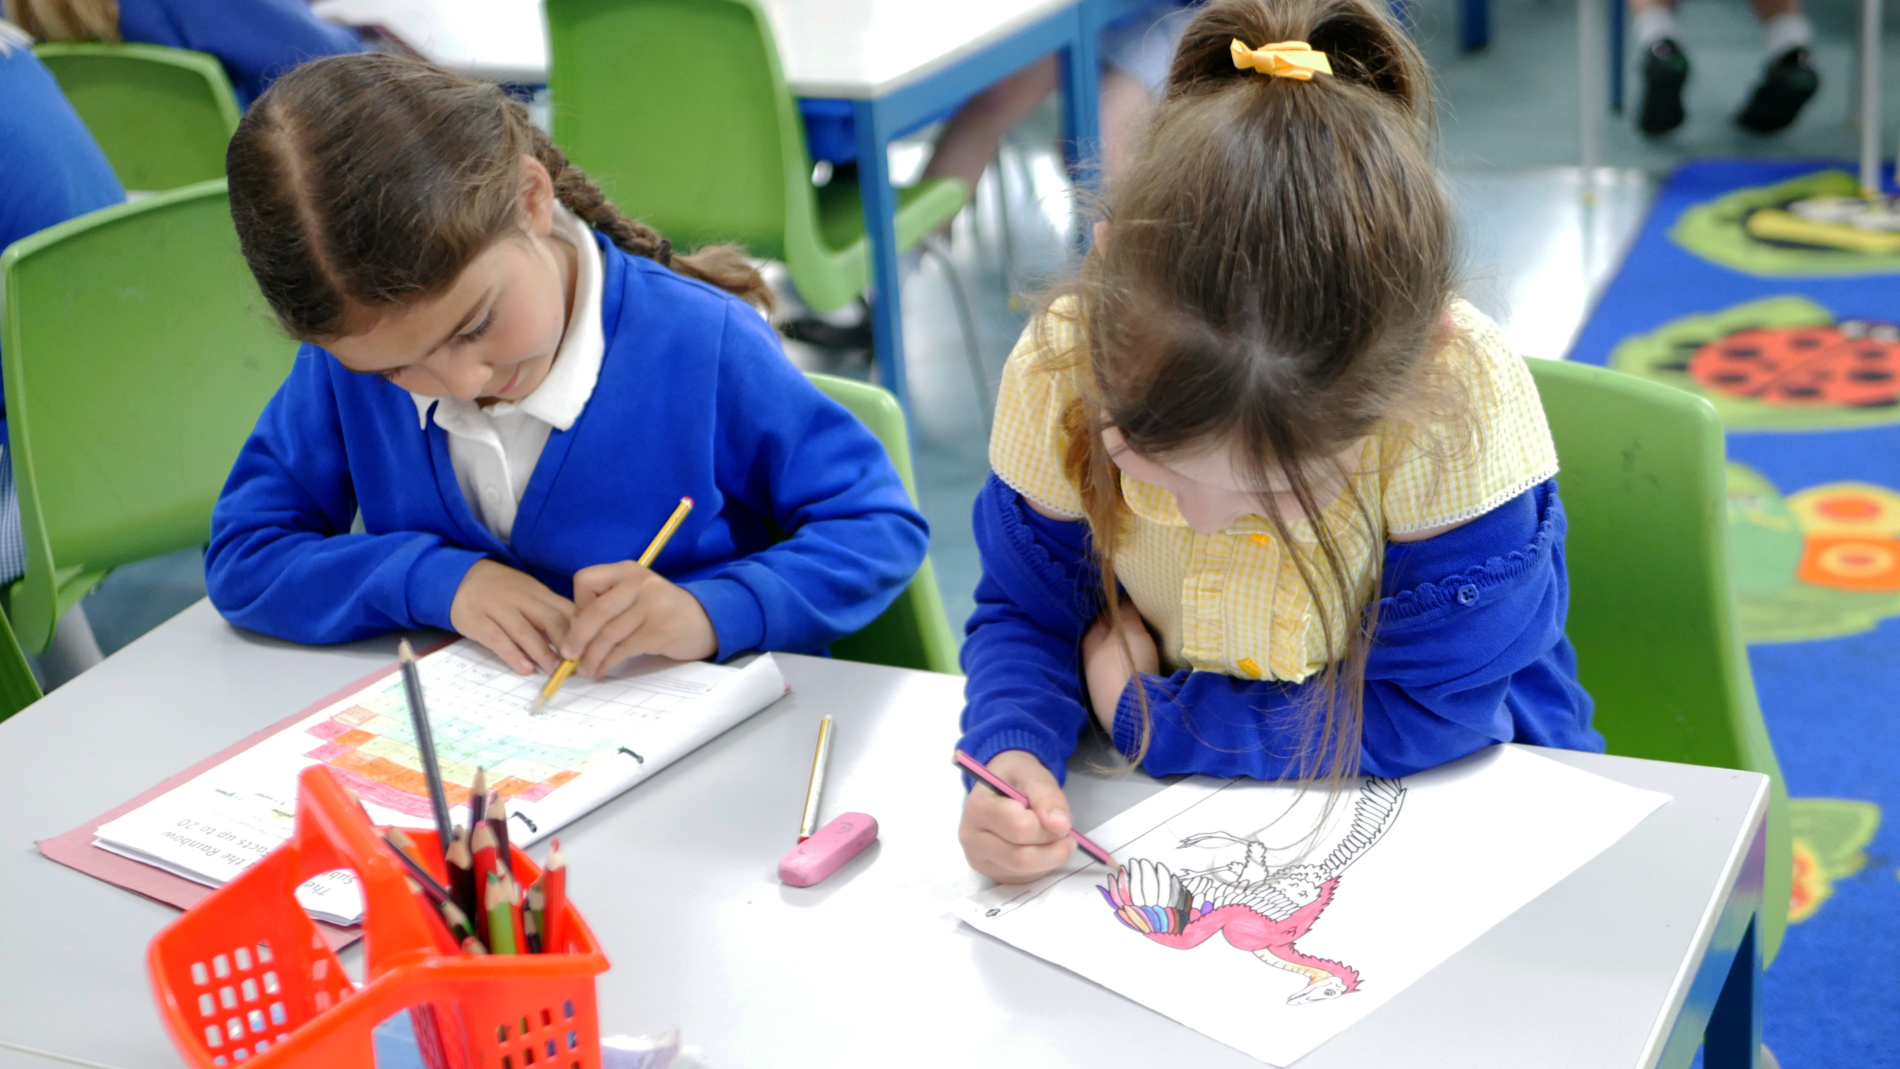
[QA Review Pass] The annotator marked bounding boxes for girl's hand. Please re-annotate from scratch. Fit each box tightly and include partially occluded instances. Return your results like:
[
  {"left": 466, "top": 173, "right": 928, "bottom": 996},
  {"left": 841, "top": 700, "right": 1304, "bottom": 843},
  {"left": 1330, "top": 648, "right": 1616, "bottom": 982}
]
[
  {"left": 561, "top": 561, "right": 718, "bottom": 677},
  {"left": 959, "top": 750, "right": 1075, "bottom": 883},
  {"left": 449, "top": 559, "right": 574, "bottom": 675},
  {"left": 1082, "top": 601, "right": 1160, "bottom": 731}
]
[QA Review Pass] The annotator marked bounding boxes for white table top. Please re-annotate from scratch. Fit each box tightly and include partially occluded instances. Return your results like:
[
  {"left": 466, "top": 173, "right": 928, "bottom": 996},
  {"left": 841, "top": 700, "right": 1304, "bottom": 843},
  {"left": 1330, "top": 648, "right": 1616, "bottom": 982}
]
[
  {"left": 312, "top": 0, "right": 1081, "bottom": 96},
  {"left": 0, "top": 600, "right": 1765, "bottom": 1068}
]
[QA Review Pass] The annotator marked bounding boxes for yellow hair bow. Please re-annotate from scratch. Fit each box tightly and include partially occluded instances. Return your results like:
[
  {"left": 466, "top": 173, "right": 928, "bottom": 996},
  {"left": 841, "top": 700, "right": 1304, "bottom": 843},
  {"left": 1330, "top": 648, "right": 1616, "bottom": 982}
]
[{"left": 1229, "top": 38, "right": 1333, "bottom": 80}]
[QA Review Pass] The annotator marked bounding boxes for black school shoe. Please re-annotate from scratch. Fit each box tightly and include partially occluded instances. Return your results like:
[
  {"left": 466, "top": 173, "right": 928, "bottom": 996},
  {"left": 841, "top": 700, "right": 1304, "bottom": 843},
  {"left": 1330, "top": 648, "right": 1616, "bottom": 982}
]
[
  {"left": 1737, "top": 47, "right": 1820, "bottom": 133},
  {"left": 1639, "top": 39, "right": 1691, "bottom": 136}
]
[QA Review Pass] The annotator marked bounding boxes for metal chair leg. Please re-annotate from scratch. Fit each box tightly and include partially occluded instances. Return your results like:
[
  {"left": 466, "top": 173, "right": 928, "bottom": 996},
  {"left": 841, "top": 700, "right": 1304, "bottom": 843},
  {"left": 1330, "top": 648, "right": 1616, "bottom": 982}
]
[{"left": 920, "top": 235, "right": 992, "bottom": 428}]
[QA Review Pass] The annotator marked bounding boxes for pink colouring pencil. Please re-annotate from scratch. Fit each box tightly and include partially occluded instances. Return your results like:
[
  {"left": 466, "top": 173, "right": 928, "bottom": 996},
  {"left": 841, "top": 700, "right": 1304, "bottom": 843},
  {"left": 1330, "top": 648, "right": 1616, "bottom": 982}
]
[{"left": 952, "top": 749, "right": 1115, "bottom": 866}]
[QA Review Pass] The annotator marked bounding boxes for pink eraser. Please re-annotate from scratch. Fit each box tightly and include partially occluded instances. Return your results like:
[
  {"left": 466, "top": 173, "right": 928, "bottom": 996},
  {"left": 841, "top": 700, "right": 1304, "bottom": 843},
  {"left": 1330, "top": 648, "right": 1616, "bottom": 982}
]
[{"left": 777, "top": 812, "right": 878, "bottom": 887}]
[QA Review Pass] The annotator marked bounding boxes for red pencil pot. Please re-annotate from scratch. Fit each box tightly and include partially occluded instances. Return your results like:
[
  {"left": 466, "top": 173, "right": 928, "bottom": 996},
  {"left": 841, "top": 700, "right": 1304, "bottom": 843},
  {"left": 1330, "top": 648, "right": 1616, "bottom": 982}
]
[{"left": 146, "top": 766, "right": 610, "bottom": 1069}]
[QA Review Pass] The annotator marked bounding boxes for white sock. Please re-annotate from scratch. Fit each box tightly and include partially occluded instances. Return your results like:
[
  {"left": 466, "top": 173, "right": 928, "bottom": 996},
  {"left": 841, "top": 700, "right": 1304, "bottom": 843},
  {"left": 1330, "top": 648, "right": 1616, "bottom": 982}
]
[
  {"left": 1762, "top": 12, "right": 1811, "bottom": 59},
  {"left": 1634, "top": 6, "right": 1681, "bottom": 50}
]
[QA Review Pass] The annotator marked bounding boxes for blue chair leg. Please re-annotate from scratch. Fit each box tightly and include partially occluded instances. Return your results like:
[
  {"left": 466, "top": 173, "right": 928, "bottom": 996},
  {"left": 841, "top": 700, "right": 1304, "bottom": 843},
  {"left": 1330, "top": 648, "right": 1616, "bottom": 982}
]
[
  {"left": 1460, "top": 0, "right": 1489, "bottom": 51},
  {"left": 1610, "top": 0, "right": 1627, "bottom": 113}
]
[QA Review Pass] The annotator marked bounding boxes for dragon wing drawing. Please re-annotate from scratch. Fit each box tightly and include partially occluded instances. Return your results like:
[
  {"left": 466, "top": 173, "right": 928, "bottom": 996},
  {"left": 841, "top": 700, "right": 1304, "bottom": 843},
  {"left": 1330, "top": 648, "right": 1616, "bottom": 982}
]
[{"left": 1097, "top": 777, "right": 1406, "bottom": 1005}]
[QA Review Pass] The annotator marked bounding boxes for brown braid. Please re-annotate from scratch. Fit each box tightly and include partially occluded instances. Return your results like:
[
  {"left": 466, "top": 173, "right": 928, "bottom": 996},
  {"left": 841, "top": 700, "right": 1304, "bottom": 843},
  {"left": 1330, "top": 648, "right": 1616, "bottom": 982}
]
[{"left": 520, "top": 124, "right": 774, "bottom": 313}]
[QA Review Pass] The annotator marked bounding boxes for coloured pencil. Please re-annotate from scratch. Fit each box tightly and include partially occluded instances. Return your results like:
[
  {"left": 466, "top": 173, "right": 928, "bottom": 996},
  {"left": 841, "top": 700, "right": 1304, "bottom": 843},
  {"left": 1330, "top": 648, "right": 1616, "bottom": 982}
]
[
  {"left": 397, "top": 639, "right": 454, "bottom": 857},
  {"left": 523, "top": 906, "right": 542, "bottom": 955},
  {"left": 445, "top": 827, "right": 475, "bottom": 923},
  {"left": 406, "top": 879, "right": 458, "bottom": 954},
  {"left": 541, "top": 840, "right": 568, "bottom": 954},
  {"left": 485, "top": 873, "right": 518, "bottom": 955},
  {"left": 489, "top": 793, "right": 512, "bottom": 875},
  {"left": 526, "top": 878, "right": 545, "bottom": 954},
  {"left": 438, "top": 899, "right": 476, "bottom": 944},
  {"left": 798, "top": 716, "right": 834, "bottom": 843},
  {"left": 532, "top": 496, "right": 694, "bottom": 714},
  {"left": 470, "top": 823, "right": 501, "bottom": 944},
  {"left": 467, "top": 767, "right": 488, "bottom": 828},
  {"left": 505, "top": 870, "right": 527, "bottom": 953},
  {"left": 382, "top": 831, "right": 452, "bottom": 904},
  {"left": 461, "top": 936, "right": 488, "bottom": 956},
  {"left": 953, "top": 749, "right": 1116, "bottom": 867}
]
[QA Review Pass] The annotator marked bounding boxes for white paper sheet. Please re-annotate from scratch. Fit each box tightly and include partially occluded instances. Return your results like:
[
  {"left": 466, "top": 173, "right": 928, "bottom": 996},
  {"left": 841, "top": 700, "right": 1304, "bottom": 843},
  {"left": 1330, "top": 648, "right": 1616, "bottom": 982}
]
[
  {"left": 96, "top": 643, "right": 786, "bottom": 923},
  {"left": 954, "top": 745, "right": 1670, "bottom": 1066}
]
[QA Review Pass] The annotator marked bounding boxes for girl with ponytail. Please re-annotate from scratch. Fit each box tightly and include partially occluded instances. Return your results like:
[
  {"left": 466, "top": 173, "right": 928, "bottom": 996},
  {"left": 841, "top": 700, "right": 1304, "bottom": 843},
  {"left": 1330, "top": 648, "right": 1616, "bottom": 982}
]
[
  {"left": 209, "top": 53, "right": 927, "bottom": 678},
  {"left": 957, "top": 0, "right": 1599, "bottom": 883}
]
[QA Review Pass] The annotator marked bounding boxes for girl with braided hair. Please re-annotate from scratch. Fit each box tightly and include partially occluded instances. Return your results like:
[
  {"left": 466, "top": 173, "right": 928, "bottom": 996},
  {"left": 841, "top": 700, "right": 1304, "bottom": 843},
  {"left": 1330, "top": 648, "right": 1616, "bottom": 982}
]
[{"left": 208, "top": 53, "right": 928, "bottom": 677}]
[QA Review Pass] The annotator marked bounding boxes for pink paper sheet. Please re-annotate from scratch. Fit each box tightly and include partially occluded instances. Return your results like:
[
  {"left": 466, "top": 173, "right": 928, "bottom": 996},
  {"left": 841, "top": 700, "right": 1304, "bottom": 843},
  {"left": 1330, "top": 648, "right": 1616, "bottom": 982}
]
[{"left": 35, "top": 645, "right": 448, "bottom": 950}]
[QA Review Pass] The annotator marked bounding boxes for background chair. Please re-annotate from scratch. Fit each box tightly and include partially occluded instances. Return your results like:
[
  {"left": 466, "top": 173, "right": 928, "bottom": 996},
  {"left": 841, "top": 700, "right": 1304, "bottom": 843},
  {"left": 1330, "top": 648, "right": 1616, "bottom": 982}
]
[
  {"left": 806, "top": 372, "right": 960, "bottom": 675},
  {"left": 33, "top": 43, "right": 240, "bottom": 193},
  {"left": 0, "top": 179, "right": 298, "bottom": 655},
  {"left": 0, "top": 609, "right": 42, "bottom": 724},
  {"left": 545, "top": 0, "right": 970, "bottom": 394},
  {"left": 1529, "top": 357, "right": 1791, "bottom": 964}
]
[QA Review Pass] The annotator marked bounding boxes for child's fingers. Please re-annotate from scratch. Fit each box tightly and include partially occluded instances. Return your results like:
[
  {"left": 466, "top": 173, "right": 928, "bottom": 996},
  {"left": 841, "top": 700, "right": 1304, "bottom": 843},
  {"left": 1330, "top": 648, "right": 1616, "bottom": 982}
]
[
  {"left": 970, "top": 788, "right": 1066, "bottom": 846},
  {"left": 561, "top": 583, "right": 641, "bottom": 661},
  {"left": 971, "top": 829, "right": 1075, "bottom": 881},
  {"left": 577, "top": 606, "right": 649, "bottom": 678},
  {"left": 495, "top": 610, "right": 559, "bottom": 675},
  {"left": 467, "top": 615, "right": 537, "bottom": 675},
  {"left": 572, "top": 561, "right": 645, "bottom": 610},
  {"left": 522, "top": 598, "right": 572, "bottom": 650}
]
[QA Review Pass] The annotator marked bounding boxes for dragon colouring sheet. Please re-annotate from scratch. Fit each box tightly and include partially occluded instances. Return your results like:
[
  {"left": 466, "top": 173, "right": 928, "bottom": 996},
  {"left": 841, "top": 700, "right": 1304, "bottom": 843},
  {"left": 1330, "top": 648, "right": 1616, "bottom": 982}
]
[{"left": 956, "top": 745, "right": 1670, "bottom": 1065}]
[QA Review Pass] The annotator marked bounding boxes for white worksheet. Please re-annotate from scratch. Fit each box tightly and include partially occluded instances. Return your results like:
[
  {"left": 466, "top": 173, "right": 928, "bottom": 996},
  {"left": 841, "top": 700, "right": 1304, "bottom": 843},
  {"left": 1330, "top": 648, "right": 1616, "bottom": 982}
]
[{"left": 956, "top": 746, "right": 1670, "bottom": 1065}]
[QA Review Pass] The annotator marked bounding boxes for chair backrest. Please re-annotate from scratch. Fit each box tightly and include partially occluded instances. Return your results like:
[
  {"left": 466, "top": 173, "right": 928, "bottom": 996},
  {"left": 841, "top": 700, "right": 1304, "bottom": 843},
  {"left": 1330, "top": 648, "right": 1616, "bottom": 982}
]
[
  {"left": 1529, "top": 357, "right": 1789, "bottom": 961},
  {"left": 0, "top": 180, "right": 298, "bottom": 653},
  {"left": 805, "top": 373, "right": 960, "bottom": 675},
  {"left": 546, "top": 0, "right": 814, "bottom": 262},
  {"left": 33, "top": 43, "right": 240, "bottom": 192}
]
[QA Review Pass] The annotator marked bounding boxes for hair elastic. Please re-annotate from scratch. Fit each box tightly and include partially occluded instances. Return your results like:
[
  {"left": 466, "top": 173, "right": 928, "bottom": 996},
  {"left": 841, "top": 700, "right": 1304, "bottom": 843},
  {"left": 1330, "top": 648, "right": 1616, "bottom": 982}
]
[{"left": 1230, "top": 39, "right": 1333, "bottom": 80}]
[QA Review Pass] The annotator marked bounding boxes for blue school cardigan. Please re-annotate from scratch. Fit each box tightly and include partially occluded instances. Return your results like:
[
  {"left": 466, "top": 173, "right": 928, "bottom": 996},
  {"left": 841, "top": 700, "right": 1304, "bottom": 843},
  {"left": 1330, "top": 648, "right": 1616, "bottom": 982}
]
[
  {"left": 957, "top": 474, "right": 1601, "bottom": 783},
  {"left": 206, "top": 234, "right": 930, "bottom": 661},
  {"left": 117, "top": 0, "right": 364, "bottom": 108}
]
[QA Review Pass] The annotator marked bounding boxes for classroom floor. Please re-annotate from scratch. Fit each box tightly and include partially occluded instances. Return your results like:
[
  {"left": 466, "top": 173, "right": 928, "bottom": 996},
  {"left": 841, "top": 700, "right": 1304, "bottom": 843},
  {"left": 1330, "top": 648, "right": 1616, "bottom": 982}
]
[{"left": 72, "top": 0, "right": 1900, "bottom": 664}]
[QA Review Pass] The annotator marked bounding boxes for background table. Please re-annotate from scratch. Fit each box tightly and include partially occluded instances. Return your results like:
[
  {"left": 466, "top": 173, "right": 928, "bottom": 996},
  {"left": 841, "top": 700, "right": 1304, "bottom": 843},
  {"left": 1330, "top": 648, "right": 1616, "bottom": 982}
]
[{"left": 0, "top": 600, "right": 1765, "bottom": 1068}]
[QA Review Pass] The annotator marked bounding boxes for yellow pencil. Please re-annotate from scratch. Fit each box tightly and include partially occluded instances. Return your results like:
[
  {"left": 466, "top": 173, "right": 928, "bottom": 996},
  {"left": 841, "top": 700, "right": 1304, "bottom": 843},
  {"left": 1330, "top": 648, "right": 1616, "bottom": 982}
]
[{"left": 531, "top": 495, "right": 694, "bottom": 714}]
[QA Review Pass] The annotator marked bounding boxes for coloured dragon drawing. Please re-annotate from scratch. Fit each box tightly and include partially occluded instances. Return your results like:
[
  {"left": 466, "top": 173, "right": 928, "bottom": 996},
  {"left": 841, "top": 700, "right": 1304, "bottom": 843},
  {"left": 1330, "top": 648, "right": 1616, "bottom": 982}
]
[{"left": 1097, "top": 777, "right": 1407, "bottom": 1005}]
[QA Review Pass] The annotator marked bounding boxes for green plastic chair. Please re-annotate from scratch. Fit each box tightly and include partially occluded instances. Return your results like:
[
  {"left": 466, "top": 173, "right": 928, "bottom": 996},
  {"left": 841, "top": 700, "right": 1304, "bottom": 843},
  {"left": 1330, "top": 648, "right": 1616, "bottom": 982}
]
[
  {"left": 1529, "top": 358, "right": 1790, "bottom": 964},
  {"left": 0, "top": 608, "right": 43, "bottom": 725},
  {"left": 545, "top": 0, "right": 967, "bottom": 315},
  {"left": 806, "top": 373, "right": 959, "bottom": 675},
  {"left": 0, "top": 180, "right": 298, "bottom": 654},
  {"left": 34, "top": 43, "right": 240, "bottom": 192}
]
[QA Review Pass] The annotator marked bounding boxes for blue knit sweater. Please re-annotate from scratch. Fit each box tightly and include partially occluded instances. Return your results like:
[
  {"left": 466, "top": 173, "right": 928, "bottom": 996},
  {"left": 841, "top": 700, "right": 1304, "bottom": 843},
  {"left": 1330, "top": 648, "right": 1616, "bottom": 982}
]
[
  {"left": 118, "top": 0, "right": 364, "bottom": 108},
  {"left": 207, "top": 235, "right": 929, "bottom": 660},
  {"left": 958, "top": 474, "right": 1601, "bottom": 783}
]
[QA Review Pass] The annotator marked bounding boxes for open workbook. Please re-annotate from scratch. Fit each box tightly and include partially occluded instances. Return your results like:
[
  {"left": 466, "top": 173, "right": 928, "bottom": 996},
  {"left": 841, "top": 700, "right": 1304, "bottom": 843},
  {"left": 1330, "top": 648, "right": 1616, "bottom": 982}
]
[{"left": 87, "top": 641, "right": 786, "bottom": 924}]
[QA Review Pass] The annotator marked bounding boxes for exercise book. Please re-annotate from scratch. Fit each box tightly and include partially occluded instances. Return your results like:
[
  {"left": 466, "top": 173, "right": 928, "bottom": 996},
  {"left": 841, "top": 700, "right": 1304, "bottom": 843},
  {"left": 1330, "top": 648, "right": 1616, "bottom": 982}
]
[
  {"left": 955, "top": 745, "right": 1670, "bottom": 1066},
  {"left": 47, "top": 641, "right": 786, "bottom": 926}
]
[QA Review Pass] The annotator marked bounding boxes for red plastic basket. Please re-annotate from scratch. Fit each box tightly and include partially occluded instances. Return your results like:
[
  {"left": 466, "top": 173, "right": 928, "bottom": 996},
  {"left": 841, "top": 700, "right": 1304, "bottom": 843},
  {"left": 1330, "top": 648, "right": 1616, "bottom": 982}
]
[{"left": 147, "top": 766, "right": 610, "bottom": 1069}]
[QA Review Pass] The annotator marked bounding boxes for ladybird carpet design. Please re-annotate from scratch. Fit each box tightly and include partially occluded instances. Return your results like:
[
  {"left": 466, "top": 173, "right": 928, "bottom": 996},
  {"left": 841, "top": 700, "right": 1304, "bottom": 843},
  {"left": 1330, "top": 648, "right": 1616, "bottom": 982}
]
[{"left": 1569, "top": 159, "right": 1899, "bottom": 1067}]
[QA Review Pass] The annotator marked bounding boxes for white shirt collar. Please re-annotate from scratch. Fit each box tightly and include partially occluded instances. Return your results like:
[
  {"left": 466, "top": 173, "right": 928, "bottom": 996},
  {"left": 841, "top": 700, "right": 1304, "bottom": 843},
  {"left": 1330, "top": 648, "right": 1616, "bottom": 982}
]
[{"left": 408, "top": 205, "right": 607, "bottom": 432}]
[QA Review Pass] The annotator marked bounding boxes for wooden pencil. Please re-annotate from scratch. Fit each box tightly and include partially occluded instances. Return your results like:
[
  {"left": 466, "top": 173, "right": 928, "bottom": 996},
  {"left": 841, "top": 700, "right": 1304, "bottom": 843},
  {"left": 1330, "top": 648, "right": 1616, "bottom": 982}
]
[
  {"left": 541, "top": 840, "right": 568, "bottom": 954},
  {"left": 470, "top": 823, "right": 501, "bottom": 945},
  {"left": 467, "top": 767, "right": 488, "bottom": 828},
  {"left": 485, "top": 873, "right": 518, "bottom": 955},
  {"left": 445, "top": 827, "right": 475, "bottom": 924},
  {"left": 397, "top": 639, "right": 454, "bottom": 858},
  {"left": 383, "top": 832, "right": 452, "bottom": 904},
  {"left": 489, "top": 793, "right": 512, "bottom": 874}
]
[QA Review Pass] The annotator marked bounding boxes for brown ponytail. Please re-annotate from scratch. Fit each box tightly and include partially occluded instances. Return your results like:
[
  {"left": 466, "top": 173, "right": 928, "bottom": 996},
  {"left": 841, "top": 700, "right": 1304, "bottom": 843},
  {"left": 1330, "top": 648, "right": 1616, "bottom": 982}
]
[
  {"left": 227, "top": 52, "right": 770, "bottom": 342},
  {"left": 1045, "top": 0, "right": 1467, "bottom": 789}
]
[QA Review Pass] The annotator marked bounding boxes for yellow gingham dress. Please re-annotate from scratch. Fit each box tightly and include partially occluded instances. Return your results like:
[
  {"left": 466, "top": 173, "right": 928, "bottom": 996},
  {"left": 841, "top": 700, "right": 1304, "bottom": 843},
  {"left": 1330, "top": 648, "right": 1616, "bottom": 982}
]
[{"left": 989, "top": 299, "right": 1559, "bottom": 683}]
